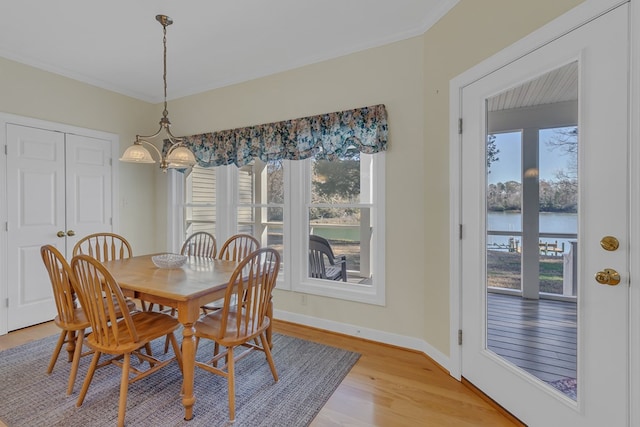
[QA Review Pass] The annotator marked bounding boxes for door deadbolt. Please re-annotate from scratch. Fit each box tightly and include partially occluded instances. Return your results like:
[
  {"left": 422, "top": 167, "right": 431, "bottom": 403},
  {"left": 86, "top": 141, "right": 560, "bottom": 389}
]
[
  {"left": 595, "top": 268, "right": 621, "bottom": 286},
  {"left": 600, "top": 236, "right": 619, "bottom": 251}
]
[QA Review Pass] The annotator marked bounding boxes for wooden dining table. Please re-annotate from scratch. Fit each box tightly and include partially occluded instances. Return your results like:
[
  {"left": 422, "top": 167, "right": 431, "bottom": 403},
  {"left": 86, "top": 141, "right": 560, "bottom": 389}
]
[{"left": 101, "top": 253, "right": 242, "bottom": 421}]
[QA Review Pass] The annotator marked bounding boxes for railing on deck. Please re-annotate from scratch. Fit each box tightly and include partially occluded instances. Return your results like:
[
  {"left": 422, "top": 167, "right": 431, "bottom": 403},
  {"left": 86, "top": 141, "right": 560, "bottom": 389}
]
[{"left": 487, "top": 230, "right": 578, "bottom": 298}]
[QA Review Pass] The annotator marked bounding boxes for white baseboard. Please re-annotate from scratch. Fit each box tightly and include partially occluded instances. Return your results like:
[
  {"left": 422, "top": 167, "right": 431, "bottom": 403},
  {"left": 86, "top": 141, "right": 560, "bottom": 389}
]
[{"left": 274, "top": 309, "right": 451, "bottom": 374}]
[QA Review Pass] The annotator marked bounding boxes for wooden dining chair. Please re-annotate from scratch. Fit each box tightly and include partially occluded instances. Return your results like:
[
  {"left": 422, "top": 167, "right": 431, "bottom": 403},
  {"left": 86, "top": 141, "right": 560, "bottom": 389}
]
[
  {"left": 180, "top": 231, "right": 217, "bottom": 258},
  {"left": 41, "top": 245, "right": 137, "bottom": 395},
  {"left": 71, "top": 254, "right": 183, "bottom": 427},
  {"left": 72, "top": 232, "right": 133, "bottom": 261},
  {"left": 194, "top": 247, "right": 280, "bottom": 422},
  {"left": 201, "top": 234, "right": 261, "bottom": 315},
  {"left": 217, "top": 233, "right": 260, "bottom": 262},
  {"left": 40, "top": 245, "right": 91, "bottom": 396},
  {"left": 72, "top": 232, "right": 152, "bottom": 311}
]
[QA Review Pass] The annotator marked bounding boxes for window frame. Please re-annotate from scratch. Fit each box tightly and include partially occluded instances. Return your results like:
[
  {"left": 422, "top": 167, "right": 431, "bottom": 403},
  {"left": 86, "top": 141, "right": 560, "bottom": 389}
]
[{"left": 167, "top": 153, "right": 386, "bottom": 305}]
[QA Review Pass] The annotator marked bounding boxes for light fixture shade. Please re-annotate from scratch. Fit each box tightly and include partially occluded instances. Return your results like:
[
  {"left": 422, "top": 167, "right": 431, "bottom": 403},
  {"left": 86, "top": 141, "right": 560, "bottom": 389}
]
[
  {"left": 120, "top": 144, "right": 156, "bottom": 163},
  {"left": 166, "top": 146, "right": 197, "bottom": 168}
]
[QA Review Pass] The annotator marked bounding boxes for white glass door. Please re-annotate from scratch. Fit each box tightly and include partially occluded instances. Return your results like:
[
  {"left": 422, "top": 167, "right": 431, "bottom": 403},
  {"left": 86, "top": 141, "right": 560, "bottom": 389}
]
[{"left": 461, "top": 4, "right": 629, "bottom": 425}]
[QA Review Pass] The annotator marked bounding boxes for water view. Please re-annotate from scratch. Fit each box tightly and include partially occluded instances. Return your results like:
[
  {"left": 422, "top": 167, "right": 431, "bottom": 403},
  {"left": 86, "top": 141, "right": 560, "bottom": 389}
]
[{"left": 488, "top": 211, "right": 577, "bottom": 254}]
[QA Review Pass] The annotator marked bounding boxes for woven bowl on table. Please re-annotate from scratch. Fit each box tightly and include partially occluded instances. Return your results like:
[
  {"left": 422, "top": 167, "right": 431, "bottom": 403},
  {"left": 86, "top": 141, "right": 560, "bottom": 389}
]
[{"left": 151, "top": 254, "right": 187, "bottom": 269}]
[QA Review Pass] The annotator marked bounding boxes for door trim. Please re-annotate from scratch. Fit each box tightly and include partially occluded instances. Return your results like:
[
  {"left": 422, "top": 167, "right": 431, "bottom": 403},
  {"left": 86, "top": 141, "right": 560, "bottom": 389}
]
[
  {"left": 0, "top": 112, "right": 120, "bottom": 336},
  {"left": 449, "top": 0, "right": 637, "bottom": 424},
  {"left": 628, "top": 1, "right": 640, "bottom": 424}
]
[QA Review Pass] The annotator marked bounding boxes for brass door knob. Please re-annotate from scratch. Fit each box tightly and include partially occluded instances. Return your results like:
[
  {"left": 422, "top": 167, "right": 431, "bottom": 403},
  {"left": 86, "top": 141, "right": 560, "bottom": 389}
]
[
  {"left": 67, "top": 230, "right": 75, "bottom": 237},
  {"left": 57, "top": 231, "right": 66, "bottom": 238},
  {"left": 595, "top": 268, "right": 621, "bottom": 286}
]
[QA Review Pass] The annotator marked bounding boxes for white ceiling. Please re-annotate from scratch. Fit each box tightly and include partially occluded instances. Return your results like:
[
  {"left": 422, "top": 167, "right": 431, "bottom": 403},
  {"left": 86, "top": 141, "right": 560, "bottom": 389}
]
[{"left": 1, "top": 0, "right": 458, "bottom": 103}]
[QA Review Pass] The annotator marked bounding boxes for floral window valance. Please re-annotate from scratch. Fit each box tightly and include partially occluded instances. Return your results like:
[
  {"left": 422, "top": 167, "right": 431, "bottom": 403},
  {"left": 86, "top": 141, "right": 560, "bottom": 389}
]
[{"left": 171, "top": 104, "right": 388, "bottom": 168}]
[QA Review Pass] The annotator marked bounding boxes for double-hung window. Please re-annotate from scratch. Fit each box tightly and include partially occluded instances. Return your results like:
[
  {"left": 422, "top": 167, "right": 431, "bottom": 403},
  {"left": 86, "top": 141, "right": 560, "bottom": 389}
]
[{"left": 170, "top": 151, "right": 385, "bottom": 305}]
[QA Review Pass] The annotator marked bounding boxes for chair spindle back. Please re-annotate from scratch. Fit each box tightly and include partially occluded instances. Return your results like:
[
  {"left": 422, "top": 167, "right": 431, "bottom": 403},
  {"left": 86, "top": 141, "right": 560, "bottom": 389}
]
[
  {"left": 181, "top": 232, "right": 217, "bottom": 258},
  {"left": 71, "top": 254, "right": 139, "bottom": 348},
  {"left": 218, "top": 234, "right": 260, "bottom": 262},
  {"left": 73, "top": 232, "right": 133, "bottom": 262},
  {"left": 41, "top": 245, "right": 79, "bottom": 325},
  {"left": 218, "top": 248, "right": 280, "bottom": 340}
]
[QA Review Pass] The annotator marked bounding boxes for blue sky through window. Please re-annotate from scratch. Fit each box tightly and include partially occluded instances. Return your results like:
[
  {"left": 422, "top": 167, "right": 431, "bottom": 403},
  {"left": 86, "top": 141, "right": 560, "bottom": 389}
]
[{"left": 488, "top": 128, "right": 576, "bottom": 184}]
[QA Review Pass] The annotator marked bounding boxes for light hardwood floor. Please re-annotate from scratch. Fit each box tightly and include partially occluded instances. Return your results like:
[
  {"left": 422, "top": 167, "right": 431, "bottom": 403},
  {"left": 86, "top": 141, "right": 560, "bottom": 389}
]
[{"left": 0, "top": 320, "right": 522, "bottom": 426}]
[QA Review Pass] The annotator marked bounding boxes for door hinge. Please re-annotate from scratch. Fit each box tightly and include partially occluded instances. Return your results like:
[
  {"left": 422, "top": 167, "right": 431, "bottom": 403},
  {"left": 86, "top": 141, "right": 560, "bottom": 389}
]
[
  {"left": 458, "top": 329, "right": 463, "bottom": 345},
  {"left": 459, "top": 224, "right": 463, "bottom": 240},
  {"left": 5, "top": 298, "right": 8, "bottom": 308},
  {"left": 4, "top": 222, "right": 7, "bottom": 232},
  {"left": 458, "top": 118, "right": 463, "bottom": 135},
  {"left": 4, "top": 145, "right": 7, "bottom": 155}
]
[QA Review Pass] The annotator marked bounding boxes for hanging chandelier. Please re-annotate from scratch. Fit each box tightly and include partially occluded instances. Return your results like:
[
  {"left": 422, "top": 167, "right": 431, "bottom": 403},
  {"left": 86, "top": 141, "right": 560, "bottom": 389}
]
[{"left": 120, "top": 14, "right": 196, "bottom": 172}]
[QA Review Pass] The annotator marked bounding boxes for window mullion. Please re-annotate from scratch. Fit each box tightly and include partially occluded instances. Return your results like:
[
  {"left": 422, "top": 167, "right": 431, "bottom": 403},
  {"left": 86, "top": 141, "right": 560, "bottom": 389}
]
[
  {"left": 285, "top": 159, "right": 307, "bottom": 290},
  {"left": 218, "top": 164, "right": 236, "bottom": 243},
  {"left": 167, "top": 169, "right": 185, "bottom": 253}
]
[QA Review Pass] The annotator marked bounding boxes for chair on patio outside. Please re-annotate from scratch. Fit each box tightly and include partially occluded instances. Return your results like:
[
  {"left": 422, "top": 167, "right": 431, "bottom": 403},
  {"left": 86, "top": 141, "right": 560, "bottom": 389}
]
[
  {"left": 194, "top": 247, "right": 280, "bottom": 422},
  {"left": 309, "top": 234, "right": 347, "bottom": 281},
  {"left": 71, "top": 254, "right": 183, "bottom": 427}
]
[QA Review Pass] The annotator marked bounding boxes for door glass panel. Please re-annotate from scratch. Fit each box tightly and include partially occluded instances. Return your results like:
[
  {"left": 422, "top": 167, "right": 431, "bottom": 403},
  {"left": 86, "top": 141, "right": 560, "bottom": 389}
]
[
  {"left": 485, "top": 62, "right": 579, "bottom": 400},
  {"left": 487, "top": 131, "right": 523, "bottom": 292},
  {"left": 538, "top": 127, "right": 578, "bottom": 296}
]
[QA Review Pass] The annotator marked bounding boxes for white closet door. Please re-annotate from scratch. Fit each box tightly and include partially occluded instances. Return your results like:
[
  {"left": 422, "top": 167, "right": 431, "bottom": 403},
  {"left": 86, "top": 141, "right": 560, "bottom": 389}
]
[
  {"left": 6, "top": 125, "right": 113, "bottom": 330},
  {"left": 65, "top": 133, "right": 113, "bottom": 253},
  {"left": 6, "top": 124, "right": 65, "bottom": 329}
]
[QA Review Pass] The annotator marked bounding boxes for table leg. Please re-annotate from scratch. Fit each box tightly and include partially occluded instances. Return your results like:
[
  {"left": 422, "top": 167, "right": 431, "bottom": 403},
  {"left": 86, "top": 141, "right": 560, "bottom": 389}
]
[{"left": 181, "top": 323, "right": 196, "bottom": 421}]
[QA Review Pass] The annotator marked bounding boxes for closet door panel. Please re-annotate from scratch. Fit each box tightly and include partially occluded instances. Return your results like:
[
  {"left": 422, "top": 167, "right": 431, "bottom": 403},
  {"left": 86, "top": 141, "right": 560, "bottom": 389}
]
[
  {"left": 6, "top": 124, "right": 64, "bottom": 330},
  {"left": 65, "top": 133, "right": 112, "bottom": 251}
]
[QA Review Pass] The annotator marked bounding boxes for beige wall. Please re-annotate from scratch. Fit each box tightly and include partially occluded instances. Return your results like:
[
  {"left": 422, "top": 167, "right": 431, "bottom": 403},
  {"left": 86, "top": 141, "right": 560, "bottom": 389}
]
[
  {"left": 166, "top": 36, "right": 428, "bottom": 339},
  {"left": 0, "top": 0, "right": 583, "bottom": 357},
  {"left": 0, "top": 57, "right": 160, "bottom": 254}
]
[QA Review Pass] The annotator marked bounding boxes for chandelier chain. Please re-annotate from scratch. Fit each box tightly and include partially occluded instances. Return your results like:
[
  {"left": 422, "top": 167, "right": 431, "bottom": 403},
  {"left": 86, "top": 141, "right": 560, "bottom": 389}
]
[{"left": 162, "top": 22, "right": 168, "bottom": 120}]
